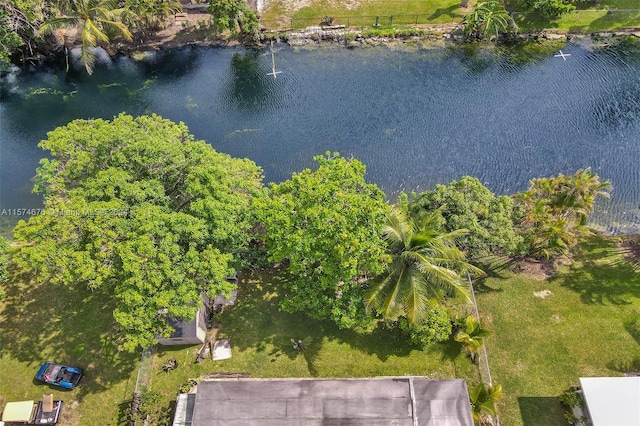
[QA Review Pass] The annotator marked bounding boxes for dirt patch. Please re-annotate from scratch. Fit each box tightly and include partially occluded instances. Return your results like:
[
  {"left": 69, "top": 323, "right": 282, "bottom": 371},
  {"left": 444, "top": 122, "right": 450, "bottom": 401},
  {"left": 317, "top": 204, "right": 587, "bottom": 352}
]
[
  {"left": 534, "top": 289, "right": 552, "bottom": 298},
  {"left": 511, "top": 259, "right": 553, "bottom": 280},
  {"left": 620, "top": 235, "right": 640, "bottom": 269}
]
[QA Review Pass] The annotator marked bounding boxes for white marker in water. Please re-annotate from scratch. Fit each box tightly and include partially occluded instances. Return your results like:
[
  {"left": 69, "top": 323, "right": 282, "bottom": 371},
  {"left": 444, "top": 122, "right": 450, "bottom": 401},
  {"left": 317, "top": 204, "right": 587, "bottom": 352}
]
[{"left": 554, "top": 50, "right": 571, "bottom": 60}]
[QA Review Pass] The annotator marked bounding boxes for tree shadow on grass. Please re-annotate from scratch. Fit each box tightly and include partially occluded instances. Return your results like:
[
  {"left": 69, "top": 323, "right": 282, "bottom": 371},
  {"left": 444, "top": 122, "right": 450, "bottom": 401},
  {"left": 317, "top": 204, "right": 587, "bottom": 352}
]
[
  {"left": 584, "top": 9, "right": 640, "bottom": 33},
  {"left": 427, "top": 5, "right": 460, "bottom": 21},
  {"left": 607, "top": 356, "right": 640, "bottom": 375},
  {"left": 555, "top": 236, "right": 640, "bottom": 305},
  {"left": 220, "top": 268, "right": 414, "bottom": 367},
  {"left": 0, "top": 266, "right": 137, "bottom": 402},
  {"left": 518, "top": 396, "right": 565, "bottom": 426}
]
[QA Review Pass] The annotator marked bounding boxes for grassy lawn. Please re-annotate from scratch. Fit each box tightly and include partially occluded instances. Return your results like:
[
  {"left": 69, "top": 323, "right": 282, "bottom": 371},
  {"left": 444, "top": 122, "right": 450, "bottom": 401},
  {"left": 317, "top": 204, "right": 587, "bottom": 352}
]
[
  {"left": 0, "top": 267, "right": 138, "bottom": 425},
  {"left": 260, "top": 0, "right": 471, "bottom": 30},
  {"left": 261, "top": 0, "right": 640, "bottom": 32},
  {"left": 505, "top": 0, "right": 640, "bottom": 32},
  {"left": 477, "top": 235, "right": 640, "bottom": 425},
  {"left": 4, "top": 234, "right": 640, "bottom": 425},
  {"left": 149, "top": 268, "right": 480, "bottom": 417}
]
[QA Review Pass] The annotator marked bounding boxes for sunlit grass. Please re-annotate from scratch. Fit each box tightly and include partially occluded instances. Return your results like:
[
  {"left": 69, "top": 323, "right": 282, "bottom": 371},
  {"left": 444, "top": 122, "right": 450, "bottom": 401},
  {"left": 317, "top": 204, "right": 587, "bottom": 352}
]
[
  {"left": 506, "top": 0, "right": 640, "bottom": 32},
  {"left": 260, "top": 0, "right": 471, "bottom": 30},
  {"left": 0, "top": 267, "right": 138, "bottom": 425},
  {"left": 4, "top": 233, "right": 639, "bottom": 425},
  {"left": 477, "top": 235, "right": 640, "bottom": 425},
  {"left": 149, "top": 268, "right": 480, "bottom": 413}
]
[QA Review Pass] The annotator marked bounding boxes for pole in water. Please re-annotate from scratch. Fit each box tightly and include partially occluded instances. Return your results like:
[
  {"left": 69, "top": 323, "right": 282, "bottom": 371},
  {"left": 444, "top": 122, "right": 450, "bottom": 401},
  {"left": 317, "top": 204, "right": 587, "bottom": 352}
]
[
  {"left": 554, "top": 50, "right": 571, "bottom": 60},
  {"left": 267, "top": 40, "right": 283, "bottom": 79}
]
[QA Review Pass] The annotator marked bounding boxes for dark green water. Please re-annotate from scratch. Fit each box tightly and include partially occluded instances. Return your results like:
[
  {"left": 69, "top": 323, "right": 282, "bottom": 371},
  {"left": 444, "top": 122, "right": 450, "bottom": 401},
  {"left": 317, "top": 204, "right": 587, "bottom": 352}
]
[{"left": 2, "top": 39, "right": 640, "bottom": 233}]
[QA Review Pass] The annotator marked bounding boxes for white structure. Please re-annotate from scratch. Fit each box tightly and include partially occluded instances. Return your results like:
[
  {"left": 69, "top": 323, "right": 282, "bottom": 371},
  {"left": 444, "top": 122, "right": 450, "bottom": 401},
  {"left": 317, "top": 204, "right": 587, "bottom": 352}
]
[{"left": 579, "top": 377, "right": 640, "bottom": 425}]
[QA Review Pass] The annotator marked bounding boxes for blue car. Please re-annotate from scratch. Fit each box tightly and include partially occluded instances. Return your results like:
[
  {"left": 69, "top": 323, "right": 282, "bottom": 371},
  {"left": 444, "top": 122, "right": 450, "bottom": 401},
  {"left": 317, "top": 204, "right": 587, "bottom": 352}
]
[{"left": 35, "top": 362, "right": 84, "bottom": 390}]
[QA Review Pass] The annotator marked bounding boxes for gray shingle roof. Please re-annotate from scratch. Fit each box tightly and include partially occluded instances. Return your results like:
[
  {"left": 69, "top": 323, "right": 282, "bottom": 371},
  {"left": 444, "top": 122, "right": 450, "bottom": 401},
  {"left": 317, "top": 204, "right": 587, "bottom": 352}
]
[{"left": 189, "top": 377, "right": 473, "bottom": 426}]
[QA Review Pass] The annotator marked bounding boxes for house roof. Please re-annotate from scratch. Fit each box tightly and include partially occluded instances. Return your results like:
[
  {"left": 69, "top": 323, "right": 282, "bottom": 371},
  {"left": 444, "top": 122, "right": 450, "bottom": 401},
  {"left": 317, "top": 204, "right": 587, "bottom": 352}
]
[
  {"left": 189, "top": 377, "right": 473, "bottom": 426},
  {"left": 579, "top": 377, "right": 640, "bottom": 426},
  {"left": 165, "top": 305, "right": 206, "bottom": 338}
]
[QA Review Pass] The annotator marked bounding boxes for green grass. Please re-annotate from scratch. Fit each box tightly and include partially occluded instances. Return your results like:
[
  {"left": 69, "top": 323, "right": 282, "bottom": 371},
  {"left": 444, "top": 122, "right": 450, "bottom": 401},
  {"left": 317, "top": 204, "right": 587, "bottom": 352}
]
[
  {"left": 5, "top": 234, "right": 640, "bottom": 425},
  {"left": 149, "top": 269, "right": 479, "bottom": 414},
  {"left": 260, "top": 0, "right": 470, "bottom": 30},
  {"left": 0, "top": 267, "right": 138, "bottom": 425},
  {"left": 260, "top": 0, "right": 640, "bottom": 33},
  {"left": 477, "top": 235, "right": 640, "bottom": 425},
  {"left": 504, "top": 0, "right": 640, "bottom": 32}
]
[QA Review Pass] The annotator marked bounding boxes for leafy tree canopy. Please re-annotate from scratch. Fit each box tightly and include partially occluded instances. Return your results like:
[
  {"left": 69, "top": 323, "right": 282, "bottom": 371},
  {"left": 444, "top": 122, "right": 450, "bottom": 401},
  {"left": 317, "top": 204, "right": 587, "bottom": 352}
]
[
  {"left": 519, "top": 0, "right": 578, "bottom": 19},
  {"left": 0, "top": 235, "right": 8, "bottom": 299},
  {"left": 207, "top": 0, "right": 260, "bottom": 44},
  {"left": 0, "top": 3, "right": 24, "bottom": 68},
  {"left": 412, "top": 176, "right": 523, "bottom": 260},
  {"left": 14, "top": 113, "right": 264, "bottom": 350},
  {"left": 514, "top": 168, "right": 610, "bottom": 259},
  {"left": 398, "top": 303, "right": 452, "bottom": 348},
  {"left": 257, "top": 152, "right": 391, "bottom": 331}
]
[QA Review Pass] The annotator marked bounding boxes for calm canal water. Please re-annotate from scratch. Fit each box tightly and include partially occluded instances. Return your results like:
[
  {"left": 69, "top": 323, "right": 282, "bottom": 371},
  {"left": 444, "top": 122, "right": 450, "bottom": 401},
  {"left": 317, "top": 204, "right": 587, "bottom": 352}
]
[{"left": 2, "top": 38, "right": 640, "bottom": 233}]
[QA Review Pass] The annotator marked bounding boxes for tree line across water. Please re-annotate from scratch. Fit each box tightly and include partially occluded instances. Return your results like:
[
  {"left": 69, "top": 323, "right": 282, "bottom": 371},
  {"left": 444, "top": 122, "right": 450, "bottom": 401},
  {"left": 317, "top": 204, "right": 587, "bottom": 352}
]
[
  {"left": 0, "top": 0, "right": 600, "bottom": 74},
  {"left": 0, "top": 113, "right": 611, "bottom": 353},
  {"left": 0, "top": 0, "right": 259, "bottom": 73}
]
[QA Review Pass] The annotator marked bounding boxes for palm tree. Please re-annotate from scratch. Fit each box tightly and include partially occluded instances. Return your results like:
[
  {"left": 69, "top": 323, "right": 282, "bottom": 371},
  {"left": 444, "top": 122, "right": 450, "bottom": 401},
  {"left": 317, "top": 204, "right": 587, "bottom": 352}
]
[
  {"left": 469, "top": 382, "right": 503, "bottom": 425},
  {"left": 454, "top": 315, "right": 490, "bottom": 363},
  {"left": 366, "top": 207, "right": 483, "bottom": 325},
  {"left": 515, "top": 168, "right": 611, "bottom": 259},
  {"left": 463, "top": 1, "right": 514, "bottom": 40},
  {"left": 40, "top": 0, "right": 132, "bottom": 74}
]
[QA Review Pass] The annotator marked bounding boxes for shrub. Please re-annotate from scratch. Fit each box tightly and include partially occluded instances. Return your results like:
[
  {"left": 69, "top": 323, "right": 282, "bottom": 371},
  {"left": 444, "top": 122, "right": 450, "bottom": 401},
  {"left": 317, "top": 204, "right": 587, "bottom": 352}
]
[
  {"left": 519, "top": 0, "right": 575, "bottom": 19},
  {"left": 559, "top": 388, "right": 584, "bottom": 408},
  {"left": 412, "top": 176, "right": 523, "bottom": 260},
  {"left": 398, "top": 304, "right": 452, "bottom": 348}
]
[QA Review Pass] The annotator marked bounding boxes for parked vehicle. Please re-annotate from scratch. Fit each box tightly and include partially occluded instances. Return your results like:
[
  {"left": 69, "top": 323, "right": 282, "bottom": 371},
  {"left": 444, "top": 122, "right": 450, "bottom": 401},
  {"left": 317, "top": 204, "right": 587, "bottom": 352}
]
[
  {"left": 1, "top": 395, "right": 63, "bottom": 425},
  {"left": 34, "top": 362, "right": 83, "bottom": 390}
]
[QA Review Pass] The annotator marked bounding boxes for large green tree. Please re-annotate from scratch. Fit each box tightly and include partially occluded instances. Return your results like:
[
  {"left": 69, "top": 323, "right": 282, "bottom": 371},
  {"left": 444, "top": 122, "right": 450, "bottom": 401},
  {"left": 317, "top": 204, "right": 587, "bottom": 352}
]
[
  {"left": 519, "top": 0, "right": 575, "bottom": 19},
  {"left": 412, "top": 176, "right": 523, "bottom": 260},
  {"left": 207, "top": 0, "right": 260, "bottom": 44},
  {"left": 13, "top": 114, "right": 264, "bottom": 350},
  {"left": 258, "top": 153, "right": 391, "bottom": 331},
  {"left": 0, "top": 4, "right": 23, "bottom": 67},
  {"left": 0, "top": 235, "right": 8, "bottom": 300},
  {"left": 366, "top": 205, "right": 483, "bottom": 326},
  {"left": 122, "top": 0, "right": 181, "bottom": 35},
  {"left": 514, "top": 168, "right": 610, "bottom": 259}
]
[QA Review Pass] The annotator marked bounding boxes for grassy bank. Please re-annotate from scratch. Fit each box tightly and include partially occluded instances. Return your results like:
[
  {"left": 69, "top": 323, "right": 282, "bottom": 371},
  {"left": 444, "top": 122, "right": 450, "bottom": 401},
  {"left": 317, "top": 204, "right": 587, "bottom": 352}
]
[
  {"left": 150, "top": 268, "right": 479, "bottom": 417},
  {"left": 259, "top": 0, "right": 639, "bottom": 33},
  {"left": 0, "top": 268, "right": 138, "bottom": 425},
  {"left": 477, "top": 236, "right": 640, "bottom": 425},
  {"left": 259, "top": 0, "right": 470, "bottom": 30},
  {"left": 3, "top": 234, "right": 640, "bottom": 425}
]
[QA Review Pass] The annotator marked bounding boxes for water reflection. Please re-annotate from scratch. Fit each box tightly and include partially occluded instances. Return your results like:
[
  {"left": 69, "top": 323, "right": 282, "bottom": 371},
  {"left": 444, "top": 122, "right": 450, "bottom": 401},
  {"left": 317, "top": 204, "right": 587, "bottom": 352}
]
[
  {"left": 2, "top": 39, "right": 640, "bottom": 233},
  {"left": 224, "top": 49, "right": 275, "bottom": 110}
]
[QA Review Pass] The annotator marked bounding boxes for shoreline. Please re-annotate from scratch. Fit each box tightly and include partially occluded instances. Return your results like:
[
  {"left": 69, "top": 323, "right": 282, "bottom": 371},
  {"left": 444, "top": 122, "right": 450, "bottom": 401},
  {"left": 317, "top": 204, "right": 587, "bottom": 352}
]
[{"left": 47, "top": 5, "right": 640, "bottom": 59}]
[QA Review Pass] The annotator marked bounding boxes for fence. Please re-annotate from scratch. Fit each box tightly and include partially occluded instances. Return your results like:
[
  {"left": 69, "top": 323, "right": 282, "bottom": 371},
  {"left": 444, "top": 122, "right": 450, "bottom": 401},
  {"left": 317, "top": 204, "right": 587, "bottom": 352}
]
[
  {"left": 467, "top": 272, "right": 500, "bottom": 426},
  {"left": 511, "top": 9, "right": 640, "bottom": 31},
  {"left": 260, "top": 13, "right": 465, "bottom": 31},
  {"left": 135, "top": 346, "right": 156, "bottom": 391}
]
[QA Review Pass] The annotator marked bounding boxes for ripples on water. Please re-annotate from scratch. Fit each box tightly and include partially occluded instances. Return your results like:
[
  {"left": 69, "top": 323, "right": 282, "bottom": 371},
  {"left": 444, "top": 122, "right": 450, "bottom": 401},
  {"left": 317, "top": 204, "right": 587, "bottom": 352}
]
[{"left": 2, "top": 38, "right": 640, "bottom": 233}]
